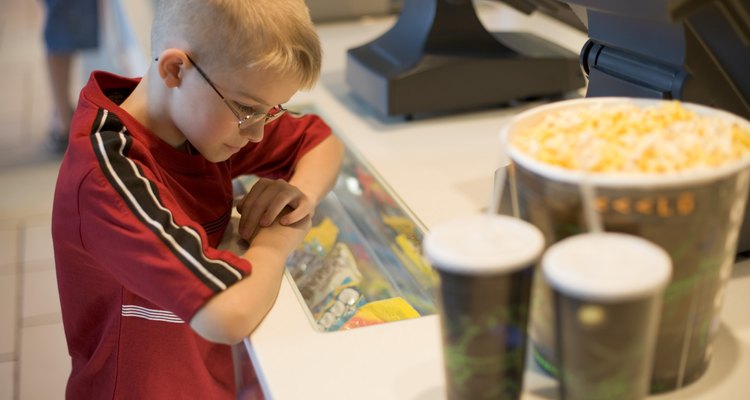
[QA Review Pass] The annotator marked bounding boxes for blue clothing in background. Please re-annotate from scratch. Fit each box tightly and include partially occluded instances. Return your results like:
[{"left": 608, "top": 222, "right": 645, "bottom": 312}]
[{"left": 43, "top": 0, "right": 99, "bottom": 53}]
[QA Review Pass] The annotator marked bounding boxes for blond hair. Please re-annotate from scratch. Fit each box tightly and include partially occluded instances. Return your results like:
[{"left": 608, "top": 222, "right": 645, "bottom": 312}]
[{"left": 151, "top": 0, "right": 321, "bottom": 89}]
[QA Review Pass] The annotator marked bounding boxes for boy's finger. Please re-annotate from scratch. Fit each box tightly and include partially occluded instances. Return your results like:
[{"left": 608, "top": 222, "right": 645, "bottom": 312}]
[
  {"left": 237, "top": 180, "right": 267, "bottom": 213},
  {"left": 237, "top": 182, "right": 274, "bottom": 237},
  {"left": 238, "top": 205, "right": 265, "bottom": 239},
  {"left": 279, "top": 207, "right": 309, "bottom": 225},
  {"left": 260, "top": 198, "right": 292, "bottom": 226}
]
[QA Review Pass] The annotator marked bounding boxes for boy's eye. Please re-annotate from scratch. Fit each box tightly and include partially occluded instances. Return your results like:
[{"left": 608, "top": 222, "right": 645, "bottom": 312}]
[{"left": 235, "top": 102, "right": 259, "bottom": 116}]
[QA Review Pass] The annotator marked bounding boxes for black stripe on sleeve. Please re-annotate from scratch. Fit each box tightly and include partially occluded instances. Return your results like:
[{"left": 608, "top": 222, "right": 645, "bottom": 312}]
[{"left": 89, "top": 109, "right": 244, "bottom": 292}]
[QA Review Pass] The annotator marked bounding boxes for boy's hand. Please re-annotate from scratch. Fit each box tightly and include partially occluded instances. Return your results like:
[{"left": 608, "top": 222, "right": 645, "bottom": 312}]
[
  {"left": 236, "top": 178, "right": 315, "bottom": 240},
  {"left": 247, "top": 211, "right": 312, "bottom": 258}
]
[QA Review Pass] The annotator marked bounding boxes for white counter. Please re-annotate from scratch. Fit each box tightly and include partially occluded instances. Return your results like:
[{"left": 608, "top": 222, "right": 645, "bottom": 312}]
[{"left": 115, "top": 2, "right": 750, "bottom": 398}]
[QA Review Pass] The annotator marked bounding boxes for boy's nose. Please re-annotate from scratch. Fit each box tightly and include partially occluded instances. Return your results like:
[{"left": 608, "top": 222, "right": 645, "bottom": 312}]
[{"left": 241, "top": 121, "right": 264, "bottom": 143}]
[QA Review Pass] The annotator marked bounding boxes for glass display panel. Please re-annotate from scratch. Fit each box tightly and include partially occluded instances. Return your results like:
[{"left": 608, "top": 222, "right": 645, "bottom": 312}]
[{"left": 285, "top": 146, "right": 437, "bottom": 331}]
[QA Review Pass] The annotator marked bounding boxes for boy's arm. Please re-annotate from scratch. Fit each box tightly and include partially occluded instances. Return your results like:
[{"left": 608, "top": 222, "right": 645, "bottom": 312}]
[
  {"left": 192, "top": 137, "right": 343, "bottom": 343},
  {"left": 190, "top": 214, "right": 311, "bottom": 344},
  {"left": 287, "top": 134, "right": 345, "bottom": 209}
]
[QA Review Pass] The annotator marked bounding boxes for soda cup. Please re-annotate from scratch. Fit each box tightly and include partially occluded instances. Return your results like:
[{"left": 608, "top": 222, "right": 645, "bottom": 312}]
[
  {"left": 543, "top": 232, "right": 671, "bottom": 400},
  {"left": 423, "top": 214, "right": 544, "bottom": 399}
]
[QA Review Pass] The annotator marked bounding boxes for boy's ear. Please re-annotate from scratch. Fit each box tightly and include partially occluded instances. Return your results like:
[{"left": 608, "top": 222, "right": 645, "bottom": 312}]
[{"left": 156, "top": 49, "right": 188, "bottom": 88}]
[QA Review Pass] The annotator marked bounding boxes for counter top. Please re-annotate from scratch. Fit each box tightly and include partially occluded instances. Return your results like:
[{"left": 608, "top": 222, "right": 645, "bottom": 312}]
[{"left": 245, "top": 254, "right": 747, "bottom": 399}]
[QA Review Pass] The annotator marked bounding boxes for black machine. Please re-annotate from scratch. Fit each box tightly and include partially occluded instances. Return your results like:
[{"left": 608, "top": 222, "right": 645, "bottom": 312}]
[
  {"left": 565, "top": 0, "right": 750, "bottom": 121},
  {"left": 345, "top": 0, "right": 586, "bottom": 118},
  {"left": 556, "top": 0, "right": 750, "bottom": 251},
  {"left": 346, "top": 0, "right": 749, "bottom": 119}
]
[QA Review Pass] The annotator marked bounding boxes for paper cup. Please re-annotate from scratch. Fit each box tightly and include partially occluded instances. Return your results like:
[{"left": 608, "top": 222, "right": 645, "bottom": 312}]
[
  {"left": 543, "top": 233, "right": 671, "bottom": 400},
  {"left": 424, "top": 214, "right": 544, "bottom": 400}
]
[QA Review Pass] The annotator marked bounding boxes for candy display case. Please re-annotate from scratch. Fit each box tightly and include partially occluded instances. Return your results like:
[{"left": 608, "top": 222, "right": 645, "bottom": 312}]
[{"left": 290, "top": 154, "right": 438, "bottom": 332}]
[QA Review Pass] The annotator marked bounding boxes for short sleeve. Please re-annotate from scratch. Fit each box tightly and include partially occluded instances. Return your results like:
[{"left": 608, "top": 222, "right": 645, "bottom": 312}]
[{"left": 229, "top": 112, "right": 333, "bottom": 179}]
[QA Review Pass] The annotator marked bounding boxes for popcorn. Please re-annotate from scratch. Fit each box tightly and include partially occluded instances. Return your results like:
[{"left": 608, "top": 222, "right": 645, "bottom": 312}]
[{"left": 510, "top": 101, "right": 750, "bottom": 173}]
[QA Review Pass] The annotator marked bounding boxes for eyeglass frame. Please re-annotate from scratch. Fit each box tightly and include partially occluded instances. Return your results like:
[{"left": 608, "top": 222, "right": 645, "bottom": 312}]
[{"left": 174, "top": 54, "right": 287, "bottom": 130}]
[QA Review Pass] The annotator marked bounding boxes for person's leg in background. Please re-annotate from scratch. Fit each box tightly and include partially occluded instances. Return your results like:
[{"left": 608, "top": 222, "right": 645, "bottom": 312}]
[
  {"left": 42, "top": 0, "right": 99, "bottom": 153},
  {"left": 45, "top": 52, "right": 74, "bottom": 151}
]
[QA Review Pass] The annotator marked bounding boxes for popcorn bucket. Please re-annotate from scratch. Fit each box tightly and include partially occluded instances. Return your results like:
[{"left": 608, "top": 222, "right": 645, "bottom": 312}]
[{"left": 500, "top": 97, "right": 750, "bottom": 393}]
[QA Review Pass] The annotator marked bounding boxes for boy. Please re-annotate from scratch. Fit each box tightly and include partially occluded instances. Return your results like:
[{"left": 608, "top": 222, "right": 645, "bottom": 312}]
[{"left": 51, "top": 0, "right": 344, "bottom": 398}]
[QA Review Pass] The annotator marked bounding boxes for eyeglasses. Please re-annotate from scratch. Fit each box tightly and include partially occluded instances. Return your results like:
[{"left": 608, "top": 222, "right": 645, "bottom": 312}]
[{"left": 183, "top": 54, "right": 287, "bottom": 130}]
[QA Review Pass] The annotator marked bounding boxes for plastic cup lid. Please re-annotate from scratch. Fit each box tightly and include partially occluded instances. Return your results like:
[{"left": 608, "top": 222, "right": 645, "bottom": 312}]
[
  {"left": 542, "top": 232, "right": 672, "bottom": 302},
  {"left": 423, "top": 214, "right": 545, "bottom": 275}
]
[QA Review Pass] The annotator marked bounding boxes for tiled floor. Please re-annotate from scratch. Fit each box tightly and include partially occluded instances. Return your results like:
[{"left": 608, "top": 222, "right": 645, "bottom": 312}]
[{"left": 0, "top": 0, "right": 132, "bottom": 398}]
